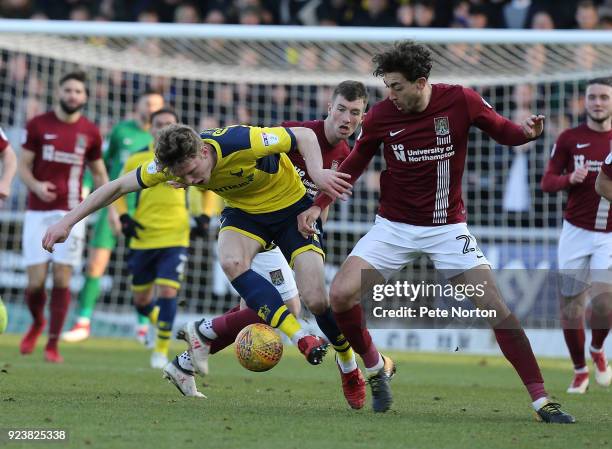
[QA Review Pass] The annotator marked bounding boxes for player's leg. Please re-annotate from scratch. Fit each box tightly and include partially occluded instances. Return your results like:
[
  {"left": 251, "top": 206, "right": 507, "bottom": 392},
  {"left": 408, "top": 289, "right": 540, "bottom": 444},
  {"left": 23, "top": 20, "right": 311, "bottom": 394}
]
[
  {"left": 20, "top": 211, "right": 51, "bottom": 355},
  {"left": 208, "top": 248, "right": 302, "bottom": 355},
  {"left": 64, "top": 210, "right": 116, "bottom": 342},
  {"left": 292, "top": 248, "right": 367, "bottom": 409},
  {"left": 174, "top": 208, "right": 325, "bottom": 382},
  {"left": 170, "top": 249, "right": 301, "bottom": 387},
  {"left": 588, "top": 233, "right": 612, "bottom": 387},
  {"left": 557, "top": 220, "right": 594, "bottom": 393},
  {"left": 589, "top": 281, "right": 612, "bottom": 387},
  {"left": 560, "top": 291, "right": 589, "bottom": 393},
  {"left": 329, "top": 217, "right": 410, "bottom": 412},
  {"left": 44, "top": 217, "right": 86, "bottom": 363},
  {"left": 45, "top": 263, "right": 73, "bottom": 363},
  {"left": 188, "top": 230, "right": 317, "bottom": 360},
  {"left": 20, "top": 263, "right": 49, "bottom": 355},
  {"left": 433, "top": 223, "right": 574, "bottom": 423},
  {"left": 128, "top": 249, "right": 160, "bottom": 333},
  {"left": 149, "top": 247, "right": 187, "bottom": 369}
]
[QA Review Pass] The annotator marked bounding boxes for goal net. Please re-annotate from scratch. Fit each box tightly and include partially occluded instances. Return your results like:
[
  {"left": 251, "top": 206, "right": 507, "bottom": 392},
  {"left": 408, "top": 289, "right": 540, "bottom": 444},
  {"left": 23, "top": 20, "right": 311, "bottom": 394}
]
[{"left": 1, "top": 22, "right": 611, "bottom": 337}]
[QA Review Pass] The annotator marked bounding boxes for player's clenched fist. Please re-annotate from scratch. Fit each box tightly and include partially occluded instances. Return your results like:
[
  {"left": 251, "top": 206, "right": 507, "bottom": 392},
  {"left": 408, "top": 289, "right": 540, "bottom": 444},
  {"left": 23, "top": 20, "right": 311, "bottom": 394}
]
[
  {"left": 569, "top": 166, "right": 589, "bottom": 185},
  {"left": 42, "top": 221, "right": 72, "bottom": 252},
  {"left": 297, "top": 206, "right": 321, "bottom": 239}
]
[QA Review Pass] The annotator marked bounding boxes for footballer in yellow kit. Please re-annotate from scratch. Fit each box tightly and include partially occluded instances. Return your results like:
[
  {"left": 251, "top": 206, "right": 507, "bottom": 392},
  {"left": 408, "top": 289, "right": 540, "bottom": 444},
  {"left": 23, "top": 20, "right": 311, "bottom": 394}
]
[
  {"left": 43, "top": 121, "right": 352, "bottom": 400},
  {"left": 137, "top": 125, "right": 324, "bottom": 265},
  {"left": 115, "top": 109, "right": 220, "bottom": 369}
]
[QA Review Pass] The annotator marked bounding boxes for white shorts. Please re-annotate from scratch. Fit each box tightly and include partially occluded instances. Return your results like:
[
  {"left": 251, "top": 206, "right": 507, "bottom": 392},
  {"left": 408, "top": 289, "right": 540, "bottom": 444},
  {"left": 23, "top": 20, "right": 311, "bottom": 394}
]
[
  {"left": 349, "top": 215, "right": 490, "bottom": 280},
  {"left": 251, "top": 247, "right": 298, "bottom": 301},
  {"left": 22, "top": 210, "right": 86, "bottom": 268},
  {"left": 558, "top": 220, "right": 612, "bottom": 295}
]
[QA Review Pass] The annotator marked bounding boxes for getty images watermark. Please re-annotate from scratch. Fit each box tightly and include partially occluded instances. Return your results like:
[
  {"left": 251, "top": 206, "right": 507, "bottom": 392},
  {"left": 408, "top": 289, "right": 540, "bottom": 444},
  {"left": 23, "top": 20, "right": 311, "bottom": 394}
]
[
  {"left": 360, "top": 268, "right": 612, "bottom": 330},
  {"left": 371, "top": 280, "right": 495, "bottom": 320}
]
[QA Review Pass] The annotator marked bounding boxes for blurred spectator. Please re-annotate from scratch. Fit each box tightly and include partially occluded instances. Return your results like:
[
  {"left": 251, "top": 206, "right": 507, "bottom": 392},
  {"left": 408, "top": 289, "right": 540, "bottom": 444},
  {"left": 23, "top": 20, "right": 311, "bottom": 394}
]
[
  {"left": 298, "top": 46, "right": 320, "bottom": 71},
  {"left": 512, "top": 83, "right": 537, "bottom": 109},
  {"left": 575, "top": 0, "right": 600, "bottom": 29},
  {"left": 530, "top": 10, "right": 555, "bottom": 29},
  {"left": 503, "top": 0, "right": 532, "bottom": 28},
  {"left": 600, "top": 5, "right": 612, "bottom": 28},
  {"left": 468, "top": 4, "right": 489, "bottom": 28},
  {"left": 205, "top": 9, "right": 226, "bottom": 24},
  {"left": 69, "top": 4, "right": 92, "bottom": 21},
  {"left": 573, "top": 43, "right": 598, "bottom": 70},
  {"left": 451, "top": 0, "right": 470, "bottom": 27},
  {"left": 352, "top": 0, "right": 398, "bottom": 26},
  {"left": 316, "top": 0, "right": 353, "bottom": 26},
  {"left": 174, "top": 3, "right": 200, "bottom": 23},
  {"left": 239, "top": 5, "right": 263, "bottom": 25},
  {"left": 154, "top": 0, "right": 182, "bottom": 23},
  {"left": 413, "top": 0, "right": 436, "bottom": 27},
  {"left": 396, "top": 3, "right": 414, "bottom": 26},
  {"left": 235, "top": 0, "right": 275, "bottom": 24},
  {"left": 525, "top": 43, "right": 547, "bottom": 74},
  {"left": 0, "top": 0, "right": 33, "bottom": 18},
  {"left": 137, "top": 8, "right": 159, "bottom": 23}
]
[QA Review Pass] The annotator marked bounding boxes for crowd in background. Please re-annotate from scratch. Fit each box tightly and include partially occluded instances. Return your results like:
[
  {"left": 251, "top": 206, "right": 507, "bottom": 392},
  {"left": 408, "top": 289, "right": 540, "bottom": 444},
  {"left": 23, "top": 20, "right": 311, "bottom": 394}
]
[{"left": 0, "top": 0, "right": 611, "bottom": 30}]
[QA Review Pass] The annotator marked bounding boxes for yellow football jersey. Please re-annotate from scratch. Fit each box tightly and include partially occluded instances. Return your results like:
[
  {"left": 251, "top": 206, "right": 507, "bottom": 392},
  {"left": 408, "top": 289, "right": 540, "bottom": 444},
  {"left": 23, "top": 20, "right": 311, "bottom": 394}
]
[
  {"left": 136, "top": 126, "right": 307, "bottom": 214},
  {"left": 118, "top": 148, "right": 190, "bottom": 249}
]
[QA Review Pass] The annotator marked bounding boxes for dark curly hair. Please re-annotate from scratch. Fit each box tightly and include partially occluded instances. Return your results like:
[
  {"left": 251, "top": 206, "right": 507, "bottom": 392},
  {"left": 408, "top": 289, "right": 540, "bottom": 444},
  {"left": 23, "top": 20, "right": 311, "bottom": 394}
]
[
  {"left": 372, "top": 41, "right": 432, "bottom": 82},
  {"left": 154, "top": 123, "right": 202, "bottom": 172}
]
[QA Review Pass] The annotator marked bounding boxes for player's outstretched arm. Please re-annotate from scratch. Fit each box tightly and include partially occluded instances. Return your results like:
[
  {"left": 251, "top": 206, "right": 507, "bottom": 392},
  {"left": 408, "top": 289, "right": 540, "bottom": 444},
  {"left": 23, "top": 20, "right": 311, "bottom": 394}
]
[
  {"left": 595, "top": 170, "right": 612, "bottom": 201},
  {"left": 42, "top": 170, "right": 143, "bottom": 252},
  {"left": 290, "top": 127, "right": 352, "bottom": 200},
  {"left": 0, "top": 143, "right": 17, "bottom": 207}
]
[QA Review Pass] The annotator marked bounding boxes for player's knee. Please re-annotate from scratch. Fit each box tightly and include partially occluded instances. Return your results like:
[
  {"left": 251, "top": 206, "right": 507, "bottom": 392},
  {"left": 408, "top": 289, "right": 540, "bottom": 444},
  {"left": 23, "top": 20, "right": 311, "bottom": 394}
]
[
  {"left": 286, "top": 297, "right": 301, "bottom": 317},
  {"left": 133, "top": 293, "right": 151, "bottom": 306},
  {"left": 220, "top": 256, "right": 250, "bottom": 279},
  {"left": 158, "top": 286, "right": 177, "bottom": 298},
  {"left": 87, "top": 250, "right": 110, "bottom": 276},
  {"left": 26, "top": 282, "right": 45, "bottom": 293},
  {"left": 306, "top": 298, "right": 328, "bottom": 315},
  {"left": 329, "top": 278, "right": 356, "bottom": 311}
]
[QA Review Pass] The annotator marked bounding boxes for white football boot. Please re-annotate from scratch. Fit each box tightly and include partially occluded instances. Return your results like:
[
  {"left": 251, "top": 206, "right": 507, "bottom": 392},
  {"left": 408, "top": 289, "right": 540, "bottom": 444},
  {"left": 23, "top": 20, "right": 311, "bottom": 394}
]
[
  {"left": 176, "top": 320, "right": 211, "bottom": 375},
  {"left": 162, "top": 358, "right": 206, "bottom": 398}
]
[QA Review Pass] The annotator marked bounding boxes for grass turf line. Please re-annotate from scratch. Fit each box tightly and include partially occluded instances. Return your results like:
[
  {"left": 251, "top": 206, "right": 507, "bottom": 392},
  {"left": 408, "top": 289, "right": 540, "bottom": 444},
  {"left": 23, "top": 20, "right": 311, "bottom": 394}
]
[{"left": 0, "top": 334, "right": 610, "bottom": 449}]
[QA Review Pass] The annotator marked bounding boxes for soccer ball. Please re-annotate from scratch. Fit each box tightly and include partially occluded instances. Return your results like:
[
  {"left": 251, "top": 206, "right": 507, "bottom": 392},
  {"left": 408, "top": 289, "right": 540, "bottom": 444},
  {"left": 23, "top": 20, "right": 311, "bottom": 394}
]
[
  {"left": 235, "top": 323, "right": 283, "bottom": 372},
  {"left": 0, "top": 296, "right": 7, "bottom": 334}
]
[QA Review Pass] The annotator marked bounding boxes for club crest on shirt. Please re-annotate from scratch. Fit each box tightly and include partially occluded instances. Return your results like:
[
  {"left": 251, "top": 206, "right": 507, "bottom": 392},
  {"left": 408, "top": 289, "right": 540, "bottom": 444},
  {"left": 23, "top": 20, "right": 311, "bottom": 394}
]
[
  {"left": 331, "top": 160, "right": 339, "bottom": 170},
  {"left": 434, "top": 117, "right": 450, "bottom": 136},
  {"left": 269, "top": 269, "right": 285, "bottom": 286}
]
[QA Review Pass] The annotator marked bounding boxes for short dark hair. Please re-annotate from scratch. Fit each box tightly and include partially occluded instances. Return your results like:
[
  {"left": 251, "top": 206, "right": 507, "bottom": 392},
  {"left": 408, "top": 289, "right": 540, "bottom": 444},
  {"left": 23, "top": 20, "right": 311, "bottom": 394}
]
[
  {"left": 150, "top": 107, "right": 179, "bottom": 123},
  {"left": 332, "top": 80, "right": 368, "bottom": 104},
  {"left": 155, "top": 123, "right": 202, "bottom": 172},
  {"left": 59, "top": 70, "right": 87, "bottom": 86},
  {"left": 372, "top": 41, "right": 433, "bottom": 82},
  {"left": 587, "top": 77, "right": 612, "bottom": 88}
]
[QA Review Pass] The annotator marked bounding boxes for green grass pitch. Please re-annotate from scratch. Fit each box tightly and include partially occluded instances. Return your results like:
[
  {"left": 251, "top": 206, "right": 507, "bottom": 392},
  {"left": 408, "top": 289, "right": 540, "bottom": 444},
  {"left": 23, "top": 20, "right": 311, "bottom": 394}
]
[{"left": 0, "top": 334, "right": 610, "bottom": 449}]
